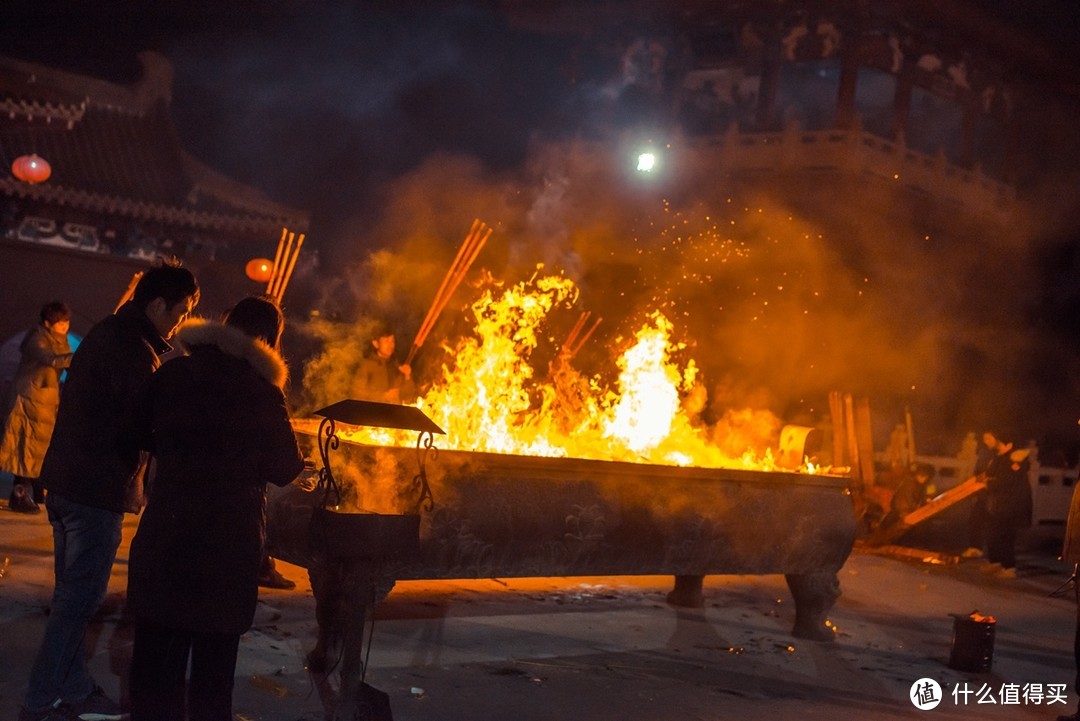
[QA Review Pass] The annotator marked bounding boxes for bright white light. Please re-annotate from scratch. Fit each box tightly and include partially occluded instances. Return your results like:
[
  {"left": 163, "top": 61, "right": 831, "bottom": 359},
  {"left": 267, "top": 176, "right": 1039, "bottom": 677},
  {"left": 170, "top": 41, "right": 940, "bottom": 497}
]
[{"left": 637, "top": 152, "right": 656, "bottom": 172}]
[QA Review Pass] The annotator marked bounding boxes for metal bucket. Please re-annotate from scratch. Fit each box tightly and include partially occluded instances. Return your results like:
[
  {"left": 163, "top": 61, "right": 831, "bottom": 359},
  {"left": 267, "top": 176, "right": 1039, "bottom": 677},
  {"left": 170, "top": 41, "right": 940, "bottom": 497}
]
[
  {"left": 947, "top": 613, "right": 996, "bottom": 672},
  {"left": 309, "top": 509, "right": 421, "bottom": 562}
]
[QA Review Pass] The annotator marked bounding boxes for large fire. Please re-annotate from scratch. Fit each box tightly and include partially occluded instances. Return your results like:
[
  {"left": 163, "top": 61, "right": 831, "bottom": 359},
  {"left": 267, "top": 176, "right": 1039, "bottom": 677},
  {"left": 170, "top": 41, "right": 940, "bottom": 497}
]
[{"left": 308, "top": 270, "right": 822, "bottom": 473}]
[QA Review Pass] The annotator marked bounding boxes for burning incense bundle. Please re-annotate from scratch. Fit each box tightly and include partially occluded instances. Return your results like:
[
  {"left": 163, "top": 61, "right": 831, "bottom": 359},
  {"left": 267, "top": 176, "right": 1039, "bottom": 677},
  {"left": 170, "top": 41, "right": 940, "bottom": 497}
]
[
  {"left": 406, "top": 219, "right": 492, "bottom": 365},
  {"left": 560, "top": 311, "right": 602, "bottom": 359},
  {"left": 266, "top": 228, "right": 305, "bottom": 303}
]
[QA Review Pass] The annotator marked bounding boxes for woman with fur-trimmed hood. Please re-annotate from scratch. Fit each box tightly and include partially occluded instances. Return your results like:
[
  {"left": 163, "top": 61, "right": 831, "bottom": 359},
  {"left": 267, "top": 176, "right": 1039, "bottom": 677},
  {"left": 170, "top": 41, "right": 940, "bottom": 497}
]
[{"left": 126, "top": 296, "right": 304, "bottom": 721}]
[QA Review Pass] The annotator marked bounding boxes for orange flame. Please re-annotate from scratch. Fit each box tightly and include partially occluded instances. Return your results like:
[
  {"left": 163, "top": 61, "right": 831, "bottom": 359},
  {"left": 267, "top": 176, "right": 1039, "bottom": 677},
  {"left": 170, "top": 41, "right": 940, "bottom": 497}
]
[{"left": 319, "top": 272, "right": 828, "bottom": 472}]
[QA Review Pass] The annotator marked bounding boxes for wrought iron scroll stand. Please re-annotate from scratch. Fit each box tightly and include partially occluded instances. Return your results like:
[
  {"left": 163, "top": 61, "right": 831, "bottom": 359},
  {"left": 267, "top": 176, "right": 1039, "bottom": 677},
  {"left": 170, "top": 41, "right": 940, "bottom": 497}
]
[
  {"left": 316, "top": 416, "right": 343, "bottom": 509},
  {"left": 315, "top": 414, "right": 438, "bottom": 513},
  {"left": 413, "top": 430, "right": 436, "bottom": 513}
]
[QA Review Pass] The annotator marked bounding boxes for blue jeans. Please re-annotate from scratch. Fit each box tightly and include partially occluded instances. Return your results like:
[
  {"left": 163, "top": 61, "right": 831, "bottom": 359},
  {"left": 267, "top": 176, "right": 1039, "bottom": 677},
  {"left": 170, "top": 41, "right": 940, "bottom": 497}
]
[{"left": 24, "top": 492, "right": 123, "bottom": 711}]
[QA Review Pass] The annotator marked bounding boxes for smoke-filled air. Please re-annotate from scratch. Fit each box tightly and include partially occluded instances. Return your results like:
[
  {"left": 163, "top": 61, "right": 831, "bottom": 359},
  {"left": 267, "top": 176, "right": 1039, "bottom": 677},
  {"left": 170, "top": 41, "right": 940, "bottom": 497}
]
[{"left": 294, "top": 131, "right": 1054, "bottom": 466}]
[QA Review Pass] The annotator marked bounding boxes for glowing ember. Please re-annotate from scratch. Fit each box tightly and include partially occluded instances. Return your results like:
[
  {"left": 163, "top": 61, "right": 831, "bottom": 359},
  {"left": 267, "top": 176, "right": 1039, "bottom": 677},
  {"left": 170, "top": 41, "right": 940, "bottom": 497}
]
[{"left": 311, "top": 270, "right": 830, "bottom": 473}]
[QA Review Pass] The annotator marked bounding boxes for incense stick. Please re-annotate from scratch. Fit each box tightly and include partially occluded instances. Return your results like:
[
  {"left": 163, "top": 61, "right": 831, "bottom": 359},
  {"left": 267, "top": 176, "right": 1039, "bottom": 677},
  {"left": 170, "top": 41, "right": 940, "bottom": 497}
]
[
  {"left": 269, "top": 232, "right": 296, "bottom": 299},
  {"left": 570, "top": 316, "right": 602, "bottom": 357},
  {"left": 274, "top": 233, "right": 305, "bottom": 302},
  {"left": 416, "top": 220, "right": 482, "bottom": 343},
  {"left": 266, "top": 227, "right": 288, "bottom": 295},
  {"left": 407, "top": 219, "right": 489, "bottom": 364},
  {"left": 562, "top": 312, "right": 602, "bottom": 358},
  {"left": 562, "top": 311, "right": 590, "bottom": 352},
  {"left": 416, "top": 225, "right": 490, "bottom": 350}
]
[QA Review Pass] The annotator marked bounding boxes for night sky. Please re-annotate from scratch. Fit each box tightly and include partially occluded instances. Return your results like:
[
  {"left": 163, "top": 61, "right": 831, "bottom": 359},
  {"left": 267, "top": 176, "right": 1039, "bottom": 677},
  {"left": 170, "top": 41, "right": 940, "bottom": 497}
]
[
  {"left": 5, "top": 0, "right": 1080, "bottom": 458},
  {"left": 3, "top": 1, "right": 585, "bottom": 264}
]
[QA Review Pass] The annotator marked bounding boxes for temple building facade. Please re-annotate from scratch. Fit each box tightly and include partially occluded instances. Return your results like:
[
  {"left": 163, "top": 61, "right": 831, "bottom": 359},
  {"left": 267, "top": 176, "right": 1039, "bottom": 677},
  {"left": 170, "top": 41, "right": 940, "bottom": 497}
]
[{"left": 0, "top": 51, "right": 310, "bottom": 339}]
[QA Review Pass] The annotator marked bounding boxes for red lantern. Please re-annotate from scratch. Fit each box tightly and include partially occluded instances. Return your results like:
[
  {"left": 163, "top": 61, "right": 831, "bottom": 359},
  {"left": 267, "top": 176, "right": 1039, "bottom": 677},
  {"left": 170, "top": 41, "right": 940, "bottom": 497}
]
[
  {"left": 245, "top": 257, "right": 274, "bottom": 283},
  {"left": 11, "top": 154, "right": 51, "bottom": 184}
]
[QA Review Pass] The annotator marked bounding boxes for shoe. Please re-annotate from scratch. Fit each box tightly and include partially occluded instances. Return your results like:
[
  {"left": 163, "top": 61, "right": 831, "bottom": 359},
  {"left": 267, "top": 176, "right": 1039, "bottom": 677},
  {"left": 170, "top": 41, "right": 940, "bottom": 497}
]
[
  {"left": 257, "top": 568, "right": 296, "bottom": 590},
  {"left": 9, "top": 486, "right": 41, "bottom": 514},
  {"left": 70, "top": 686, "right": 126, "bottom": 721},
  {"left": 960, "top": 547, "right": 983, "bottom": 559},
  {"left": 18, "top": 702, "right": 76, "bottom": 721},
  {"left": 995, "top": 567, "right": 1017, "bottom": 579},
  {"left": 304, "top": 647, "right": 328, "bottom": 673}
]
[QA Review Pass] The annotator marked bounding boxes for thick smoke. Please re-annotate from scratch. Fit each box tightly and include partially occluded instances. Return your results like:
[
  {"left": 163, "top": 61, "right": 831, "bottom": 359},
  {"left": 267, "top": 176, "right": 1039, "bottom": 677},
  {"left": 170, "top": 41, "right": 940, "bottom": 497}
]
[
  {"left": 295, "top": 125, "right": 1080, "bottom": 460},
  {"left": 151, "top": 3, "right": 1080, "bottom": 457}
]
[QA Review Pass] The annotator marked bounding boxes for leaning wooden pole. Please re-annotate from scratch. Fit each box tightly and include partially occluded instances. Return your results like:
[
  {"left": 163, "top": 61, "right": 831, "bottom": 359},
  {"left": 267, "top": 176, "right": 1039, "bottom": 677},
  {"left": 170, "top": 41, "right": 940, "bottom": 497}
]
[{"left": 828, "top": 391, "right": 846, "bottom": 468}]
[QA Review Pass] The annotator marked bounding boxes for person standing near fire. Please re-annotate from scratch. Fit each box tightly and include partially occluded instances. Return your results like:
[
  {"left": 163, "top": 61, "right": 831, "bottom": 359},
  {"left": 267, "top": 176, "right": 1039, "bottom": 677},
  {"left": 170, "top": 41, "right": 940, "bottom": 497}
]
[
  {"left": 961, "top": 431, "right": 1000, "bottom": 559},
  {"left": 350, "top": 323, "right": 416, "bottom": 404},
  {"left": 124, "top": 295, "right": 305, "bottom": 721},
  {"left": 0, "top": 301, "right": 73, "bottom": 514},
  {"left": 981, "top": 430, "right": 1033, "bottom": 579},
  {"left": 19, "top": 262, "right": 199, "bottom": 721}
]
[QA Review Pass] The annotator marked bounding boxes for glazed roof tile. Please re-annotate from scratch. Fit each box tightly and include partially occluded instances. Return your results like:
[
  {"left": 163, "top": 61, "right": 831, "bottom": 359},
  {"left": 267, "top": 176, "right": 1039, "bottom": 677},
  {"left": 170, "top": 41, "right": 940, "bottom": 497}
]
[{"left": 0, "top": 52, "right": 308, "bottom": 236}]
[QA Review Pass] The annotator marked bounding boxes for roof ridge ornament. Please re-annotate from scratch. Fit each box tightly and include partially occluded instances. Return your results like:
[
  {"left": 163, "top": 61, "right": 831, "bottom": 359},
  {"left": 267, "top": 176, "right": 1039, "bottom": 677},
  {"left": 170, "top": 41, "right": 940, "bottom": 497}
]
[{"left": 1, "top": 98, "right": 87, "bottom": 127}]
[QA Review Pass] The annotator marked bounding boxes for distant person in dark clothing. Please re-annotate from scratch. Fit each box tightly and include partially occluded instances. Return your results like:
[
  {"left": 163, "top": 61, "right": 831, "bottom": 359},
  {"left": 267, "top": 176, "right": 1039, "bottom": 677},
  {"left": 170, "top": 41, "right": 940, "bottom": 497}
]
[
  {"left": 961, "top": 431, "right": 999, "bottom": 559},
  {"left": 19, "top": 263, "right": 198, "bottom": 721},
  {"left": 879, "top": 464, "right": 936, "bottom": 530},
  {"left": 126, "top": 296, "right": 304, "bottom": 721},
  {"left": 0, "top": 302, "right": 72, "bottom": 513},
  {"left": 350, "top": 325, "right": 416, "bottom": 403},
  {"left": 981, "top": 430, "right": 1032, "bottom": 579}
]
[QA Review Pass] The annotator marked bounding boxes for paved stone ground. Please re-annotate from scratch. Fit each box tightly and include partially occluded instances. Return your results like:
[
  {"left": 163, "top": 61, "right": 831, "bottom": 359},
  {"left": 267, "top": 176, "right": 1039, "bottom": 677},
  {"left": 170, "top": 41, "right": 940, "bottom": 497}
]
[{"left": 0, "top": 494, "right": 1076, "bottom": 721}]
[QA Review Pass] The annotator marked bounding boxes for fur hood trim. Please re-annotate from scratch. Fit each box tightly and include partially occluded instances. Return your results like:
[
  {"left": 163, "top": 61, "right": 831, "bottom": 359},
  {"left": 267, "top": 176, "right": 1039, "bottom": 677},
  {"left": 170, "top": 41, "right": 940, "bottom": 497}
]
[{"left": 175, "top": 318, "right": 288, "bottom": 390}]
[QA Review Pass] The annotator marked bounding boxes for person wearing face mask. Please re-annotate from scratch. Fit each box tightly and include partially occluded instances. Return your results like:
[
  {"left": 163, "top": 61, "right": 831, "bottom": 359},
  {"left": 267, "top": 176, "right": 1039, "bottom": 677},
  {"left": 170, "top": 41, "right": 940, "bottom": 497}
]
[
  {"left": 18, "top": 261, "right": 199, "bottom": 721},
  {"left": 0, "top": 301, "right": 73, "bottom": 513}
]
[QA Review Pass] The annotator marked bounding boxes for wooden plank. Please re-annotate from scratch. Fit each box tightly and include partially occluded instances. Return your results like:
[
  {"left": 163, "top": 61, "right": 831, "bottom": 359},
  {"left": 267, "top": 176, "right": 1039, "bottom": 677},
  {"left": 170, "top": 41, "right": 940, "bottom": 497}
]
[
  {"left": 866, "top": 476, "right": 986, "bottom": 546},
  {"left": 854, "top": 397, "right": 875, "bottom": 485},
  {"left": 862, "top": 543, "right": 960, "bottom": 565},
  {"left": 829, "top": 391, "right": 846, "bottom": 467},
  {"left": 844, "top": 394, "right": 860, "bottom": 485},
  {"left": 903, "top": 476, "right": 986, "bottom": 525}
]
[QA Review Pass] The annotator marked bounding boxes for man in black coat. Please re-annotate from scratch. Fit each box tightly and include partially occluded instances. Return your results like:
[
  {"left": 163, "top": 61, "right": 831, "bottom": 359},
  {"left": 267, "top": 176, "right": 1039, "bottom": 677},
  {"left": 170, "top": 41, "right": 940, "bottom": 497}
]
[
  {"left": 981, "top": 430, "right": 1033, "bottom": 579},
  {"left": 20, "top": 263, "right": 199, "bottom": 721}
]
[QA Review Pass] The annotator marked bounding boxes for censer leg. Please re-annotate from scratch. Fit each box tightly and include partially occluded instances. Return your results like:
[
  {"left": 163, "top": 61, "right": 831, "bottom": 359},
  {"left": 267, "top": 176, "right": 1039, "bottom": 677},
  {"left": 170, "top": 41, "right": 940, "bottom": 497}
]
[
  {"left": 666, "top": 574, "right": 705, "bottom": 608},
  {"left": 333, "top": 564, "right": 371, "bottom": 721},
  {"left": 785, "top": 572, "right": 841, "bottom": 641}
]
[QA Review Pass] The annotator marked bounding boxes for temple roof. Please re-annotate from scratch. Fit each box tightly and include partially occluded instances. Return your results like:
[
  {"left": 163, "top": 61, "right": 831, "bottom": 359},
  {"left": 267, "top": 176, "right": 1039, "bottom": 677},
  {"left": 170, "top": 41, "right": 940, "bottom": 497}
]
[{"left": 0, "top": 52, "right": 309, "bottom": 237}]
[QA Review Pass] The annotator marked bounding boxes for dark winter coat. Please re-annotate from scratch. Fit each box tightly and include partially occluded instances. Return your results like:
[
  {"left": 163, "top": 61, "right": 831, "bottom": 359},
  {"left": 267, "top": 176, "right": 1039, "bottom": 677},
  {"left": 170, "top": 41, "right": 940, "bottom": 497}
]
[
  {"left": 984, "top": 448, "right": 1033, "bottom": 530},
  {"left": 0, "top": 324, "right": 71, "bottom": 478},
  {"left": 889, "top": 475, "right": 934, "bottom": 518},
  {"left": 39, "top": 302, "right": 171, "bottom": 512},
  {"left": 126, "top": 319, "right": 304, "bottom": 635}
]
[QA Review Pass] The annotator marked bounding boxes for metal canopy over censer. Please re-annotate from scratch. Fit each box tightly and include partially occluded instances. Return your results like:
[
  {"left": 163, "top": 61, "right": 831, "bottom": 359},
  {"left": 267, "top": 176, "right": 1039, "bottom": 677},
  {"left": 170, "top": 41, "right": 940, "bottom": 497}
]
[{"left": 309, "top": 400, "right": 445, "bottom": 560}]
